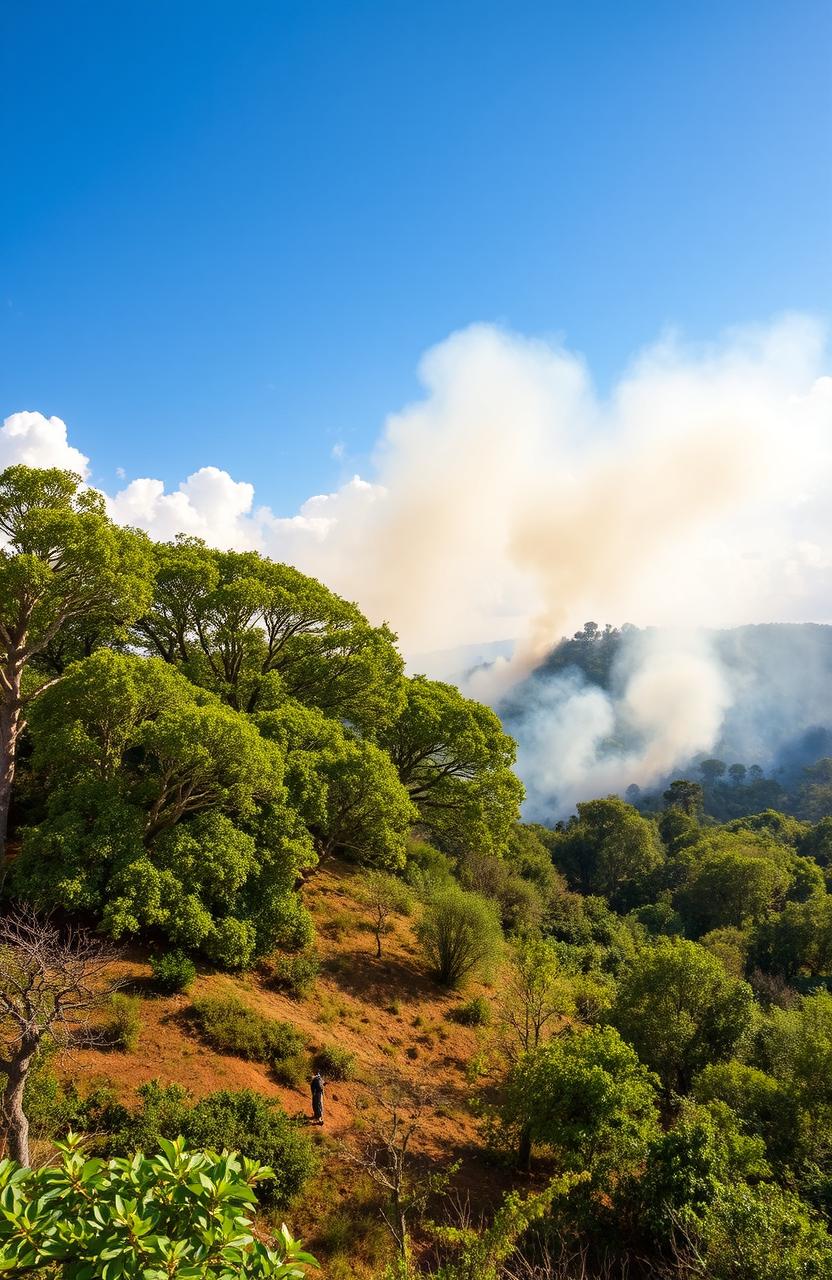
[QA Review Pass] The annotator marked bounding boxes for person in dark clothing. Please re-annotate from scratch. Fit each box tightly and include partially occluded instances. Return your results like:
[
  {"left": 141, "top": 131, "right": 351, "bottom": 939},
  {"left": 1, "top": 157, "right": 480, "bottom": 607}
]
[{"left": 310, "top": 1071, "right": 325, "bottom": 1125}]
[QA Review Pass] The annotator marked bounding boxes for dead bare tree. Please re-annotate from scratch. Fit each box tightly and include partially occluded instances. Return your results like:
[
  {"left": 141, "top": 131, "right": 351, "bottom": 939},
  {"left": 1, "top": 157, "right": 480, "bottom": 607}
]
[
  {"left": 343, "top": 1081, "right": 452, "bottom": 1265},
  {"left": 0, "top": 905, "right": 122, "bottom": 1165}
]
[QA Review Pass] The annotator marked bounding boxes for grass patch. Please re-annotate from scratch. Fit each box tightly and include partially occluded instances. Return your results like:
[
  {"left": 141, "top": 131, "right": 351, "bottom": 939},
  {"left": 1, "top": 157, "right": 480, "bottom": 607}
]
[
  {"left": 259, "top": 949, "right": 320, "bottom": 999},
  {"left": 107, "top": 994, "right": 142, "bottom": 1052},
  {"left": 190, "top": 995, "right": 303, "bottom": 1064},
  {"left": 449, "top": 994, "right": 492, "bottom": 1026},
  {"left": 314, "top": 1043, "right": 357, "bottom": 1081}
]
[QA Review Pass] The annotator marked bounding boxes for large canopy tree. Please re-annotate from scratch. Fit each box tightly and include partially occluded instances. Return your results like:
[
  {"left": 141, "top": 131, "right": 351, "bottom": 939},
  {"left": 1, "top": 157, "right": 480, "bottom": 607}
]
[
  {"left": 133, "top": 538, "right": 405, "bottom": 730},
  {"left": 13, "top": 651, "right": 310, "bottom": 966},
  {"left": 610, "top": 938, "right": 754, "bottom": 1104},
  {"left": 551, "top": 796, "right": 664, "bottom": 906},
  {"left": 0, "top": 466, "right": 152, "bottom": 859},
  {"left": 256, "top": 698, "right": 416, "bottom": 869},
  {"left": 380, "top": 675, "right": 523, "bottom": 856}
]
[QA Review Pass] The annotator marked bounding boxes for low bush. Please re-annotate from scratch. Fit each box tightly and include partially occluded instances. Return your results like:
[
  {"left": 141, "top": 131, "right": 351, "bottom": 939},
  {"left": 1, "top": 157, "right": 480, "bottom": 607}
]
[
  {"left": 151, "top": 950, "right": 197, "bottom": 994},
  {"left": 107, "top": 994, "right": 142, "bottom": 1052},
  {"left": 451, "top": 994, "right": 492, "bottom": 1026},
  {"left": 105, "top": 1080, "right": 317, "bottom": 1208},
  {"left": 272, "top": 1050, "right": 310, "bottom": 1088},
  {"left": 190, "top": 995, "right": 303, "bottom": 1063},
  {"left": 261, "top": 949, "right": 320, "bottom": 998},
  {"left": 19, "top": 1055, "right": 119, "bottom": 1142},
  {"left": 417, "top": 886, "right": 503, "bottom": 988},
  {"left": 315, "top": 1043, "right": 357, "bottom": 1080},
  {"left": 185, "top": 1089, "right": 318, "bottom": 1206}
]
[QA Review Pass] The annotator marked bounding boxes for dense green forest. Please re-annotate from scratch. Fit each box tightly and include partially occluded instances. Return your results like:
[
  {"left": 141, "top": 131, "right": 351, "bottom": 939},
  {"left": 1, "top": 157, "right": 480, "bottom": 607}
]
[{"left": 4, "top": 466, "right": 832, "bottom": 1278}]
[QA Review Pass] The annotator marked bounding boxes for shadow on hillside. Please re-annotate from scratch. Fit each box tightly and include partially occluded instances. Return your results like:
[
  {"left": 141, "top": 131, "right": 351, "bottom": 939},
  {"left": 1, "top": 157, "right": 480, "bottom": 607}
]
[{"left": 321, "top": 947, "right": 455, "bottom": 1010}]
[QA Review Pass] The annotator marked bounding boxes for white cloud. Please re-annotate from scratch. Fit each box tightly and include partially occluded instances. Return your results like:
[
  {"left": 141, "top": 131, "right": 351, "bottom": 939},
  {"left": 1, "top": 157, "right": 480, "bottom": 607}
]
[
  {"left": 0, "top": 412, "right": 90, "bottom": 476},
  {"left": 4, "top": 314, "right": 832, "bottom": 664},
  {"left": 4, "top": 316, "right": 832, "bottom": 814}
]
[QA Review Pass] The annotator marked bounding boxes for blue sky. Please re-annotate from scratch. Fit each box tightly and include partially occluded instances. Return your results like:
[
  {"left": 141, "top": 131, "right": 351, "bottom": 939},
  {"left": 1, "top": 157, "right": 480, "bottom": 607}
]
[{"left": 1, "top": 1, "right": 830, "bottom": 511}]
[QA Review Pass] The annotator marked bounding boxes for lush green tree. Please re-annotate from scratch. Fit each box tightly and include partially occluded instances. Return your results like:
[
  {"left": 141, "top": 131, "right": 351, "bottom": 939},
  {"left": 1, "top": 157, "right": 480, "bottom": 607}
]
[
  {"left": 693, "top": 1061, "right": 798, "bottom": 1170},
  {"left": 676, "top": 846, "right": 790, "bottom": 935},
  {"left": 15, "top": 652, "right": 313, "bottom": 964},
  {"left": 416, "top": 885, "right": 503, "bottom": 988},
  {"left": 699, "top": 758, "right": 727, "bottom": 786},
  {"left": 753, "top": 895, "right": 832, "bottom": 981},
  {"left": 0, "top": 465, "right": 152, "bottom": 857},
  {"left": 799, "top": 816, "right": 832, "bottom": 865},
  {"left": 657, "top": 804, "right": 701, "bottom": 856},
  {"left": 636, "top": 1102, "right": 769, "bottom": 1246},
  {"left": 797, "top": 759, "right": 832, "bottom": 823},
  {"left": 256, "top": 698, "right": 416, "bottom": 868},
  {"left": 380, "top": 675, "right": 523, "bottom": 856},
  {"left": 492, "top": 1024, "right": 660, "bottom": 1174},
  {"left": 0, "top": 1132, "right": 316, "bottom": 1278},
  {"left": 135, "top": 538, "right": 404, "bottom": 730},
  {"left": 698, "top": 1182, "right": 832, "bottom": 1280},
  {"left": 663, "top": 779, "right": 704, "bottom": 816},
  {"left": 699, "top": 926, "right": 750, "bottom": 977},
  {"left": 547, "top": 891, "right": 637, "bottom": 975},
  {"left": 610, "top": 938, "right": 753, "bottom": 1102},
  {"left": 761, "top": 992, "right": 832, "bottom": 1112},
  {"left": 552, "top": 797, "right": 664, "bottom": 906},
  {"left": 497, "top": 936, "right": 574, "bottom": 1061},
  {"left": 727, "top": 810, "right": 809, "bottom": 846}
]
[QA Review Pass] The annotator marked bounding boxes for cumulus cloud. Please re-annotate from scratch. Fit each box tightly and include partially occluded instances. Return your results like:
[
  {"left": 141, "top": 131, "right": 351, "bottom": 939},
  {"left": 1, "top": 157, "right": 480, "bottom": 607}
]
[
  {"left": 0, "top": 412, "right": 90, "bottom": 476},
  {"left": 4, "top": 314, "right": 832, "bottom": 812}
]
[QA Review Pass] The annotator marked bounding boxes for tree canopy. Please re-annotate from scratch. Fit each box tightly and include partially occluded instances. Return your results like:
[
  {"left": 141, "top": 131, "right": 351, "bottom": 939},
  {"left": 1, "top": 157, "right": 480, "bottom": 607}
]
[{"left": 381, "top": 675, "right": 523, "bottom": 856}]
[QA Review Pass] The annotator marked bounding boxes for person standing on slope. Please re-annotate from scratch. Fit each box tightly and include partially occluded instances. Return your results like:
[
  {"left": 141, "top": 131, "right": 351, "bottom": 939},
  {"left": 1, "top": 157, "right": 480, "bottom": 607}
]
[{"left": 310, "top": 1071, "right": 325, "bottom": 1125}]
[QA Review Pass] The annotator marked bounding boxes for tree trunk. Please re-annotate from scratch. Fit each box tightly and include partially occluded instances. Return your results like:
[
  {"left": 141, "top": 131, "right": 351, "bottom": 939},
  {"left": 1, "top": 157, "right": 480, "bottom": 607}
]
[
  {"left": 0, "top": 672, "right": 23, "bottom": 868},
  {"left": 518, "top": 1122, "right": 532, "bottom": 1172},
  {"left": 2, "top": 1054, "right": 33, "bottom": 1167}
]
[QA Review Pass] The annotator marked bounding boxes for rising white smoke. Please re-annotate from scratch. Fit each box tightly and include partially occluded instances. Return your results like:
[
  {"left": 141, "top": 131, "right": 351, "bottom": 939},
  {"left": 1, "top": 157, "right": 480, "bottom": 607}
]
[{"left": 4, "top": 313, "right": 832, "bottom": 813}]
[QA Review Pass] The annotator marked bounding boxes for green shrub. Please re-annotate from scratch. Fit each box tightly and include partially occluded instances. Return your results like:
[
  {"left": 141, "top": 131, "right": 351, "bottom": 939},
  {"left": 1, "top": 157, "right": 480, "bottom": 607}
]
[
  {"left": 261, "top": 949, "right": 320, "bottom": 998},
  {"left": 0, "top": 1132, "right": 316, "bottom": 1276},
  {"left": 315, "top": 1043, "right": 357, "bottom": 1080},
  {"left": 271, "top": 895, "right": 316, "bottom": 952},
  {"left": 417, "top": 886, "right": 503, "bottom": 988},
  {"left": 105, "top": 1080, "right": 317, "bottom": 1208},
  {"left": 700, "top": 1182, "right": 832, "bottom": 1279},
  {"left": 20, "top": 1054, "right": 89, "bottom": 1140},
  {"left": 203, "top": 917, "right": 257, "bottom": 969},
  {"left": 184, "top": 1089, "right": 318, "bottom": 1207},
  {"left": 151, "top": 949, "right": 197, "bottom": 993},
  {"left": 404, "top": 838, "right": 456, "bottom": 897},
  {"left": 451, "top": 994, "right": 492, "bottom": 1026},
  {"left": 190, "top": 995, "right": 303, "bottom": 1063},
  {"left": 107, "top": 993, "right": 142, "bottom": 1052},
  {"left": 272, "top": 1050, "right": 310, "bottom": 1088}
]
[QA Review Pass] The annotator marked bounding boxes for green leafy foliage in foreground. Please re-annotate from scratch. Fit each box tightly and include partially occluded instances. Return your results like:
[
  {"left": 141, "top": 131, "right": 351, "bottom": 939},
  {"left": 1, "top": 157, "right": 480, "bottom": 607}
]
[{"left": 0, "top": 1133, "right": 316, "bottom": 1279}]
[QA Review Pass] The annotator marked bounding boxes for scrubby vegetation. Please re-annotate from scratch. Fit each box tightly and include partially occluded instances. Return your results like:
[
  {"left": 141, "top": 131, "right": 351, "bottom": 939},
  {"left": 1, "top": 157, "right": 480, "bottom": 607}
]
[{"left": 8, "top": 467, "right": 832, "bottom": 1276}]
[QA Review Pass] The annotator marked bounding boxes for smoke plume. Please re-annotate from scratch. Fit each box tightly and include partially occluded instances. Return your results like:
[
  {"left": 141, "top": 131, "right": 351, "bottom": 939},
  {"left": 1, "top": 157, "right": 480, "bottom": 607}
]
[{"left": 4, "top": 313, "right": 832, "bottom": 814}]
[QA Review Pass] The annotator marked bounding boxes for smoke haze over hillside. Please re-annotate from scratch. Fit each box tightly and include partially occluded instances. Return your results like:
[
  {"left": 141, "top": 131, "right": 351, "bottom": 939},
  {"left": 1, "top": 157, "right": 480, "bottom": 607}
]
[{"left": 4, "top": 314, "right": 832, "bottom": 814}]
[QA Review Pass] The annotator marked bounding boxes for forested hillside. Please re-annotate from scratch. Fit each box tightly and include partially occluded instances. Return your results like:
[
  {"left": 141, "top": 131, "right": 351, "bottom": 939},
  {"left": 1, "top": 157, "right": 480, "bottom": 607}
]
[
  {"left": 504, "top": 621, "right": 832, "bottom": 822},
  {"left": 5, "top": 466, "right": 832, "bottom": 1279}
]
